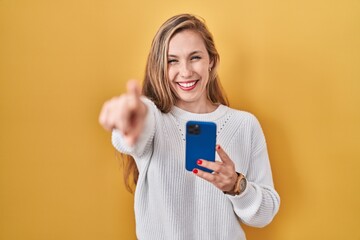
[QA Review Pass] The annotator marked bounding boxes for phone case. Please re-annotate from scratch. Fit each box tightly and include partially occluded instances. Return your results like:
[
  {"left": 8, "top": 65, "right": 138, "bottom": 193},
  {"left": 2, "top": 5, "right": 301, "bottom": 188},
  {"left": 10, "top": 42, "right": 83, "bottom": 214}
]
[{"left": 185, "top": 121, "right": 217, "bottom": 173}]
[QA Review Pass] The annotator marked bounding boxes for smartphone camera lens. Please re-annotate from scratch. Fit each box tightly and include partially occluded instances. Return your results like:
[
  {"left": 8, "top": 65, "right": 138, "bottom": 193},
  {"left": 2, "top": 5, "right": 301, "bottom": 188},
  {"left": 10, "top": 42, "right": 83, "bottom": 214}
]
[{"left": 188, "top": 124, "right": 201, "bottom": 135}]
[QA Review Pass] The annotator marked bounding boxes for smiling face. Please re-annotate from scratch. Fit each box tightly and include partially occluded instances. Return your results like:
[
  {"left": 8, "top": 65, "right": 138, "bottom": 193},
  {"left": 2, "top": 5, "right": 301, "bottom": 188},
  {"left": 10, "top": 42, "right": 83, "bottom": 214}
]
[{"left": 167, "top": 30, "right": 214, "bottom": 112}]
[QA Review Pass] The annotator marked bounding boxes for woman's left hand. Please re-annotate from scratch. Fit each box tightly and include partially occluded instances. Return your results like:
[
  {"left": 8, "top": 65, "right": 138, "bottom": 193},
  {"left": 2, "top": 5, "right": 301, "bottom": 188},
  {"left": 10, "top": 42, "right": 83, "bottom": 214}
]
[{"left": 193, "top": 144, "right": 238, "bottom": 192}]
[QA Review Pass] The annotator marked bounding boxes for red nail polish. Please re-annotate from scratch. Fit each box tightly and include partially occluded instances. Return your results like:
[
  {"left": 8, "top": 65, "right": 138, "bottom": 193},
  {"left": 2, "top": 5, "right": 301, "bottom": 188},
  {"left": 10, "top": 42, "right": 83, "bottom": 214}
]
[
  {"left": 193, "top": 169, "right": 198, "bottom": 174},
  {"left": 216, "top": 145, "right": 221, "bottom": 150},
  {"left": 197, "top": 160, "right": 202, "bottom": 165}
]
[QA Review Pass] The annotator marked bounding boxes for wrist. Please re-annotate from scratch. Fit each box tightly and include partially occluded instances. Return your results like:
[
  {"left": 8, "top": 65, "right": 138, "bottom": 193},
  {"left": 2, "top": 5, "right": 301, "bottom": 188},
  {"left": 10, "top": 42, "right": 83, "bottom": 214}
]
[{"left": 223, "top": 172, "right": 247, "bottom": 196}]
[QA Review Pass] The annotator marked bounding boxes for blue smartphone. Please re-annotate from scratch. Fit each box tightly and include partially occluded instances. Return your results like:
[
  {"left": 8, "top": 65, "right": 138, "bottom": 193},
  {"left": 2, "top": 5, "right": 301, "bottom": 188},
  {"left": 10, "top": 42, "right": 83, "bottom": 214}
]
[{"left": 185, "top": 121, "right": 217, "bottom": 173}]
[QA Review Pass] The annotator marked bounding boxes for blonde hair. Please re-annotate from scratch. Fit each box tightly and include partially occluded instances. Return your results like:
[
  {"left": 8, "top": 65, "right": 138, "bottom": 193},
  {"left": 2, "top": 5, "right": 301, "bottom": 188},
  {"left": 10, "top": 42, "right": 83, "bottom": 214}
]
[{"left": 123, "top": 14, "right": 229, "bottom": 192}]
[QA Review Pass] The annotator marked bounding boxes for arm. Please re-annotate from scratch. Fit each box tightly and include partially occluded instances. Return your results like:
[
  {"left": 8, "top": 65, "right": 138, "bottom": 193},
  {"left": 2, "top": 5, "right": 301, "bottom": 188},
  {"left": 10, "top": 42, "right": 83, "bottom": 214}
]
[
  {"left": 112, "top": 97, "right": 156, "bottom": 158},
  {"left": 99, "top": 80, "right": 155, "bottom": 157},
  {"left": 227, "top": 115, "right": 280, "bottom": 227},
  {"left": 194, "top": 115, "right": 280, "bottom": 227}
]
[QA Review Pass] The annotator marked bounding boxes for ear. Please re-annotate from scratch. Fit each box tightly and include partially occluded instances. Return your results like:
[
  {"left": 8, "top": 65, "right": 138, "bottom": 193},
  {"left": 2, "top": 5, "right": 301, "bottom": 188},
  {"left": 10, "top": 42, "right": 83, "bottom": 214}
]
[{"left": 209, "top": 59, "right": 214, "bottom": 70}]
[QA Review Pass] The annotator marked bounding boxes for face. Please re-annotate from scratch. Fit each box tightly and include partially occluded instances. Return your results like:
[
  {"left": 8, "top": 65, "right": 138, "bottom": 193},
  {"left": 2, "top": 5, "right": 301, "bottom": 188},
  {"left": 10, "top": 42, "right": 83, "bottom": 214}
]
[{"left": 167, "top": 30, "right": 213, "bottom": 110}]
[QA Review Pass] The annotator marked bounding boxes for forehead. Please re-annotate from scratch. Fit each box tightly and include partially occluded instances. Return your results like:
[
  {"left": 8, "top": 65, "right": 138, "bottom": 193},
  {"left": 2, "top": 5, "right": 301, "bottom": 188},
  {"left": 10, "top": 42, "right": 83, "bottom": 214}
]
[{"left": 168, "top": 30, "right": 207, "bottom": 54}]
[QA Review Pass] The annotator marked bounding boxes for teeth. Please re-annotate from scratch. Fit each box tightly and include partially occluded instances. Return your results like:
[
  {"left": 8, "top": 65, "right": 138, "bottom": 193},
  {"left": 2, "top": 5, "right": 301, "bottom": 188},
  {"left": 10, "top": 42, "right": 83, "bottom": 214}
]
[{"left": 178, "top": 81, "right": 196, "bottom": 88}]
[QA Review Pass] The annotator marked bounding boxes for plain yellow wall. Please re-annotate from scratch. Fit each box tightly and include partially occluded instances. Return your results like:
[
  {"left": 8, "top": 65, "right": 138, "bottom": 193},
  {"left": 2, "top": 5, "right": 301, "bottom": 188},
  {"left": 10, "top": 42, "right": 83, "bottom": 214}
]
[{"left": 1, "top": 0, "right": 359, "bottom": 239}]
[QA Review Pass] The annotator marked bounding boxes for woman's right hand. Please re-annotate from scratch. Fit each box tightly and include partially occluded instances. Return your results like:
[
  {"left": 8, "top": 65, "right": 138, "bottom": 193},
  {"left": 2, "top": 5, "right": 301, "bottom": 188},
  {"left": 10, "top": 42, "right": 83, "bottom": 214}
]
[{"left": 99, "top": 80, "right": 147, "bottom": 146}]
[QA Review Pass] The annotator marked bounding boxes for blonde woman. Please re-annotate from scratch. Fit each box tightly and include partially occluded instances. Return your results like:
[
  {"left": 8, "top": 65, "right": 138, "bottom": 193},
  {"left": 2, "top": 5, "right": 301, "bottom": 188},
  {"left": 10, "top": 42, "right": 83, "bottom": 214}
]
[{"left": 99, "top": 14, "right": 280, "bottom": 240}]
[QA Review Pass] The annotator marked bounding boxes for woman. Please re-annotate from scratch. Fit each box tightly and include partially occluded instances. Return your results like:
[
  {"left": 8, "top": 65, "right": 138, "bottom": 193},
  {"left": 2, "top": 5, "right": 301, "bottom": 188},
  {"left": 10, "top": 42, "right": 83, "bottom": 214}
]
[{"left": 99, "top": 13, "right": 280, "bottom": 240}]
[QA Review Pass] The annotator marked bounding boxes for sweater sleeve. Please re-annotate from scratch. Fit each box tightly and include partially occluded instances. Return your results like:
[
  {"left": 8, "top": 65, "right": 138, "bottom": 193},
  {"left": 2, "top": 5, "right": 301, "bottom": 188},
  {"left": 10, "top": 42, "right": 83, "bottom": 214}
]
[
  {"left": 227, "top": 115, "right": 280, "bottom": 228},
  {"left": 111, "top": 97, "right": 156, "bottom": 159}
]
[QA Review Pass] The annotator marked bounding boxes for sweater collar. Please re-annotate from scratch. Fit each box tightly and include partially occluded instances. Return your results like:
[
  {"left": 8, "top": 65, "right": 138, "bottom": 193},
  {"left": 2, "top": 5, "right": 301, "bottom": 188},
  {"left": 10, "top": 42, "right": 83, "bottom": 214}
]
[{"left": 170, "top": 104, "right": 228, "bottom": 121}]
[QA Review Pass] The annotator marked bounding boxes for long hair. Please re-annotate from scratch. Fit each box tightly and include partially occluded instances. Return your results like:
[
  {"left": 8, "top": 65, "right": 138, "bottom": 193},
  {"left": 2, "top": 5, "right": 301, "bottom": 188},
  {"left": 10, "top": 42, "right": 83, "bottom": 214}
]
[{"left": 122, "top": 13, "right": 229, "bottom": 192}]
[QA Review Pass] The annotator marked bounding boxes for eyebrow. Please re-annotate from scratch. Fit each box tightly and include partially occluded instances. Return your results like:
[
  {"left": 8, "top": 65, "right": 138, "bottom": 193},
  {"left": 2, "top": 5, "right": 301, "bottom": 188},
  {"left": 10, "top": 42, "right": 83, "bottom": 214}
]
[{"left": 168, "top": 50, "right": 204, "bottom": 58}]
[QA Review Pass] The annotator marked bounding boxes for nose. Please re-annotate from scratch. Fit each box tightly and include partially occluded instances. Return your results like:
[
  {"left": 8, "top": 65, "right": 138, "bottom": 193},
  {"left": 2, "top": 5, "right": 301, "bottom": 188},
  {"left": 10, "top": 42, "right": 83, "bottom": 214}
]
[{"left": 180, "top": 62, "right": 193, "bottom": 78}]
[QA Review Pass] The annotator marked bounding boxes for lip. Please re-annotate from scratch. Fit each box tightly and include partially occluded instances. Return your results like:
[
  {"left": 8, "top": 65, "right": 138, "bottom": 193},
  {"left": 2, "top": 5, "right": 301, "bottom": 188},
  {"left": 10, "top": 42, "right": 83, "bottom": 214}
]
[{"left": 176, "top": 80, "right": 199, "bottom": 91}]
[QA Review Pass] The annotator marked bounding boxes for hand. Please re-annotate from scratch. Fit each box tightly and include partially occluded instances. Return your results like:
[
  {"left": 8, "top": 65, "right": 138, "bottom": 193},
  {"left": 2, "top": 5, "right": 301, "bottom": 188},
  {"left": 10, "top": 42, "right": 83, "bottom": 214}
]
[
  {"left": 98, "top": 80, "right": 147, "bottom": 146},
  {"left": 193, "top": 144, "right": 238, "bottom": 192}
]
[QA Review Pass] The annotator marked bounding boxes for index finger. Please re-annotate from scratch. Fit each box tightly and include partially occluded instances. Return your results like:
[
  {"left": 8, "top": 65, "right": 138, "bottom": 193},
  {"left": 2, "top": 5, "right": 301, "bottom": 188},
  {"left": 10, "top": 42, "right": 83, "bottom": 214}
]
[
  {"left": 126, "top": 80, "right": 142, "bottom": 110},
  {"left": 216, "top": 144, "right": 233, "bottom": 164},
  {"left": 127, "top": 80, "right": 141, "bottom": 97}
]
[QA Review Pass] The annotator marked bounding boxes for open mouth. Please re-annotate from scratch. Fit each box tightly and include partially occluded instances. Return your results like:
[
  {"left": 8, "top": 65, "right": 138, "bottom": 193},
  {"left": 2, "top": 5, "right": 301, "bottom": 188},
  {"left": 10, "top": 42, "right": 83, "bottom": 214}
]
[{"left": 177, "top": 80, "right": 199, "bottom": 91}]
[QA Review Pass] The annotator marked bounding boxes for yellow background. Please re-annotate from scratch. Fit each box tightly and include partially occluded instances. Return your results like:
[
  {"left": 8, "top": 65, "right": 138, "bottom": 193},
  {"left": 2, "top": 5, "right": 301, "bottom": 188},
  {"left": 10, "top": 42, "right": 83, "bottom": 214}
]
[{"left": 1, "top": 0, "right": 359, "bottom": 239}]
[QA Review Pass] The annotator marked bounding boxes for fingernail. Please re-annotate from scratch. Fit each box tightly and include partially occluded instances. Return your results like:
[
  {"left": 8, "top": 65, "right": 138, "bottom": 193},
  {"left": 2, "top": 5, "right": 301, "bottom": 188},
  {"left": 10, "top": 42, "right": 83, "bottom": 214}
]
[
  {"left": 193, "top": 169, "right": 198, "bottom": 174},
  {"left": 197, "top": 160, "right": 202, "bottom": 165},
  {"left": 216, "top": 145, "right": 221, "bottom": 150}
]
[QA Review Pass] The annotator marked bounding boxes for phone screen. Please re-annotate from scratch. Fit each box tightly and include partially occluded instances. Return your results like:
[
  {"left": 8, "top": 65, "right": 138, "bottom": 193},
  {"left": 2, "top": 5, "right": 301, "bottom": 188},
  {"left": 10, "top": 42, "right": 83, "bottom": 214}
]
[{"left": 185, "top": 121, "right": 216, "bottom": 173}]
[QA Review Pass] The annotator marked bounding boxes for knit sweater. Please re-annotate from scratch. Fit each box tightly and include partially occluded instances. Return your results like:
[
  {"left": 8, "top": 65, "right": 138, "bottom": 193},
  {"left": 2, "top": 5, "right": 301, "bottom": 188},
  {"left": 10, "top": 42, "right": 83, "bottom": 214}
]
[{"left": 112, "top": 98, "right": 280, "bottom": 240}]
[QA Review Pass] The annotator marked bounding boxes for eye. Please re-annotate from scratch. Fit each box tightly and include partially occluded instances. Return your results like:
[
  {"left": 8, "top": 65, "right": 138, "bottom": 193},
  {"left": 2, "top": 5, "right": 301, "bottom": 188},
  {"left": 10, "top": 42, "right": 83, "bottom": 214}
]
[
  {"left": 191, "top": 55, "right": 201, "bottom": 61},
  {"left": 168, "top": 59, "right": 178, "bottom": 64}
]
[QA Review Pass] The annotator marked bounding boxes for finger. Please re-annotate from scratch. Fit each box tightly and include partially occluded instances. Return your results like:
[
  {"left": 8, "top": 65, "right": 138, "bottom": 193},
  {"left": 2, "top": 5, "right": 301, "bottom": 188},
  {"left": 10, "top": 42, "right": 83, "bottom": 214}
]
[
  {"left": 216, "top": 144, "right": 234, "bottom": 165},
  {"left": 197, "top": 159, "right": 224, "bottom": 173},
  {"left": 197, "top": 159, "right": 236, "bottom": 179},
  {"left": 127, "top": 80, "right": 141, "bottom": 98},
  {"left": 127, "top": 80, "right": 142, "bottom": 113},
  {"left": 124, "top": 115, "right": 144, "bottom": 146},
  {"left": 193, "top": 168, "right": 233, "bottom": 191},
  {"left": 119, "top": 97, "right": 147, "bottom": 145},
  {"left": 121, "top": 97, "right": 143, "bottom": 135},
  {"left": 115, "top": 97, "right": 131, "bottom": 133},
  {"left": 99, "top": 102, "right": 108, "bottom": 128},
  {"left": 99, "top": 101, "right": 115, "bottom": 131},
  {"left": 125, "top": 100, "right": 147, "bottom": 141},
  {"left": 193, "top": 168, "right": 217, "bottom": 183}
]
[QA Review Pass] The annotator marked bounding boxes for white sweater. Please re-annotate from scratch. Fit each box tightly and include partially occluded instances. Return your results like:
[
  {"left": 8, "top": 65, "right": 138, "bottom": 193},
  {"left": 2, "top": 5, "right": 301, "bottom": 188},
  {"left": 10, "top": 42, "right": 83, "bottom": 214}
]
[{"left": 112, "top": 98, "right": 280, "bottom": 240}]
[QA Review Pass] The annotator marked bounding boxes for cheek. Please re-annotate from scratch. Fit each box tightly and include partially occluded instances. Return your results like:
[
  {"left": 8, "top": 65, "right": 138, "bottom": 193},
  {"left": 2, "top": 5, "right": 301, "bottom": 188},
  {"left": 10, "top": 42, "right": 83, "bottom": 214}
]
[
  {"left": 194, "top": 62, "right": 209, "bottom": 74},
  {"left": 167, "top": 67, "right": 177, "bottom": 81},
  {"left": 196, "top": 64, "right": 210, "bottom": 81},
  {"left": 168, "top": 65, "right": 179, "bottom": 81}
]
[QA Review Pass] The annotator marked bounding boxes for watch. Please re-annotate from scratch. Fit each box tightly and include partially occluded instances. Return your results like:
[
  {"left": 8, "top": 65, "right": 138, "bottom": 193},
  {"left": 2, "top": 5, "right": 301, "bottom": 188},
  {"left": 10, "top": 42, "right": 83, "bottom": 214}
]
[{"left": 224, "top": 172, "right": 247, "bottom": 196}]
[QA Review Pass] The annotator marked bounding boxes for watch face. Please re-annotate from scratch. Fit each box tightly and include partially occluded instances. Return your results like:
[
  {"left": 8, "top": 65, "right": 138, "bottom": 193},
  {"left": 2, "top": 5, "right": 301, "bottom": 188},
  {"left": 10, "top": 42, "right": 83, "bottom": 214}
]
[{"left": 240, "top": 178, "right": 247, "bottom": 192}]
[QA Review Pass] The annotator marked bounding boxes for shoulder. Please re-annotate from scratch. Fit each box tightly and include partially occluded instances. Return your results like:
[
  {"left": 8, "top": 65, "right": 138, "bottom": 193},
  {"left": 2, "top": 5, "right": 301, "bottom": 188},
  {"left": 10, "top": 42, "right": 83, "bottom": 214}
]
[
  {"left": 140, "top": 97, "right": 174, "bottom": 125},
  {"left": 141, "top": 96, "right": 157, "bottom": 110},
  {"left": 224, "top": 107, "right": 266, "bottom": 141},
  {"left": 226, "top": 107, "right": 267, "bottom": 147},
  {"left": 225, "top": 106, "right": 260, "bottom": 127},
  {"left": 140, "top": 96, "right": 165, "bottom": 118}
]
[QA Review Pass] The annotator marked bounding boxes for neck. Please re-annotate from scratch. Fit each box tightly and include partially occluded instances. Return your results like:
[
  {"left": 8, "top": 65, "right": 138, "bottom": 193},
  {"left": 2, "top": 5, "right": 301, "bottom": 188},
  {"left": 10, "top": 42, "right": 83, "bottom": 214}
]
[{"left": 175, "top": 100, "right": 218, "bottom": 114}]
